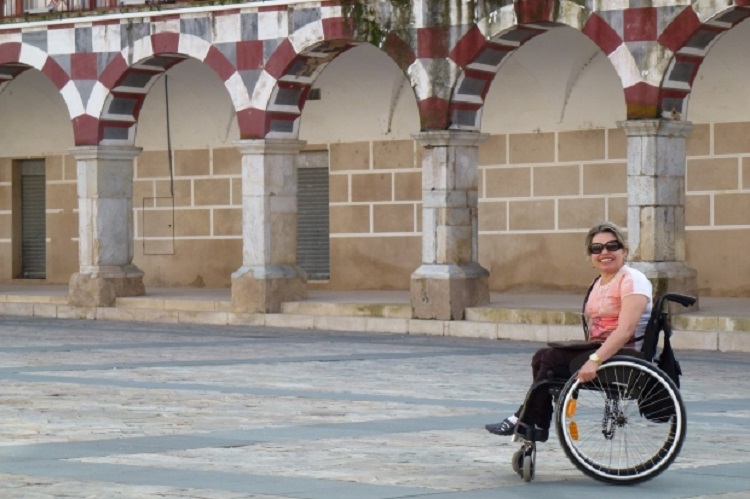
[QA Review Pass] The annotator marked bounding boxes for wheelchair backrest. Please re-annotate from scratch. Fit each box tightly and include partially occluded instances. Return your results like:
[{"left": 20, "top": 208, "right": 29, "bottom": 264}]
[{"left": 640, "top": 293, "right": 696, "bottom": 362}]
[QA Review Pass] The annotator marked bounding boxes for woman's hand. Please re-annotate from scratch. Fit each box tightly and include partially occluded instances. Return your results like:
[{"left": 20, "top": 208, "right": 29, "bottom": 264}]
[{"left": 576, "top": 360, "right": 599, "bottom": 383}]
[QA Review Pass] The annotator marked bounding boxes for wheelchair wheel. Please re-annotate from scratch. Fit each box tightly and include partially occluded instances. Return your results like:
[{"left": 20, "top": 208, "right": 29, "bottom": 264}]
[
  {"left": 555, "top": 356, "right": 686, "bottom": 484},
  {"left": 512, "top": 447, "right": 523, "bottom": 476},
  {"left": 522, "top": 444, "right": 536, "bottom": 482}
]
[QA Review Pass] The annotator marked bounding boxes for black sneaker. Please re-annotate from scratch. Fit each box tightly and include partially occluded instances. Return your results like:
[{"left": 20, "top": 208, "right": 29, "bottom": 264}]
[{"left": 485, "top": 418, "right": 516, "bottom": 436}]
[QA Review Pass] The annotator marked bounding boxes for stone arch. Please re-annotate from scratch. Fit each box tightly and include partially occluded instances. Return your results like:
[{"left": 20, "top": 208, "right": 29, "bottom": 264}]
[
  {"left": 0, "top": 41, "right": 82, "bottom": 134},
  {"left": 479, "top": 27, "right": 625, "bottom": 133},
  {"left": 85, "top": 32, "right": 247, "bottom": 146},
  {"left": 246, "top": 12, "right": 416, "bottom": 139},
  {"left": 449, "top": 24, "right": 565, "bottom": 130},
  {"left": 448, "top": 0, "right": 600, "bottom": 129},
  {"left": 451, "top": 0, "right": 732, "bottom": 125},
  {"left": 660, "top": 5, "right": 750, "bottom": 118}
]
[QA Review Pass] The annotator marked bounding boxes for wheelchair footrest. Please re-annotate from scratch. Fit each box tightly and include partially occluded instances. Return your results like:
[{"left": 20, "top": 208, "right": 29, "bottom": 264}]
[{"left": 514, "top": 422, "right": 549, "bottom": 443}]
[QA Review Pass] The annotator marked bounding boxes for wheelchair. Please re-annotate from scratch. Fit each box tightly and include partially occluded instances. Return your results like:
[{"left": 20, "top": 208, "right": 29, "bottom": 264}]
[{"left": 510, "top": 293, "right": 696, "bottom": 484}]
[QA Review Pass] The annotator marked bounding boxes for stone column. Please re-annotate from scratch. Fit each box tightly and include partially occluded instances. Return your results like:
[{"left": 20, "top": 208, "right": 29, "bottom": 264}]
[
  {"left": 411, "top": 130, "right": 489, "bottom": 320},
  {"left": 231, "top": 138, "right": 307, "bottom": 313},
  {"left": 618, "top": 119, "right": 698, "bottom": 309},
  {"left": 68, "top": 145, "right": 145, "bottom": 307}
]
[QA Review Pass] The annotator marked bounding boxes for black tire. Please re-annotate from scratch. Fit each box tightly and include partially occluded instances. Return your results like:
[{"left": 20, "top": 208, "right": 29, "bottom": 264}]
[
  {"left": 522, "top": 445, "right": 535, "bottom": 482},
  {"left": 522, "top": 455, "right": 532, "bottom": 482},
  {"left": 512, "top": 447, "right": 523, "bottom": 476},
  {"left": 555, "top": 356, "right": 686, "bottom": 484}
]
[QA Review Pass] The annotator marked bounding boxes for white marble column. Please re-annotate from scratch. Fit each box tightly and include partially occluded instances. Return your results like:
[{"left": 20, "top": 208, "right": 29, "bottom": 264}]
[
  {"left": 231, "top": 138, "right": 307, "bottom": 313},
  {"left": 68, "top": 145, "right": 145, "bottom": 307},
  {"left": 619, "top": 119, "right": 698, "bottom": 309},
  {"left": 411, "top": 130, "right": 489, "bottom": 320}
]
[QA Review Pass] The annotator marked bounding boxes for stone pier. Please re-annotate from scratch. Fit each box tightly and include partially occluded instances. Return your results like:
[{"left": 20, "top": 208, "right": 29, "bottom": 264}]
[
  {"left": 619, "top": 119, "right": 698, "bottom": 309},
  {"left": 68, "top": 145, "right": 145, "bottom": 307},
  {"left": 231, "top": 138, "right": 307, "bottom": 313},
  {"left": 411, "top": 130, "right": 489, "bottom": 320}
]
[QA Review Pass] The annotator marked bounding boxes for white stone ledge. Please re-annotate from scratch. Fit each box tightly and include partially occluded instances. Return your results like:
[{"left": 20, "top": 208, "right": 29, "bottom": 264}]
[
  {"left": 0, "top": 302, "right": 748, "bottom": 353},
  {"left": 408, "top": 319, "right": 447, "bottom": 336}
]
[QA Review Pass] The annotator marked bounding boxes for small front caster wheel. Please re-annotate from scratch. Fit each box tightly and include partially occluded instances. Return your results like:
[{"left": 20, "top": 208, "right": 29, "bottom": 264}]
[
  {"left": 522, "top": 444, "right": 536, "bottom": 482},
  {"left": 512, "top": 447, "right": 524, "bottom": 477}
]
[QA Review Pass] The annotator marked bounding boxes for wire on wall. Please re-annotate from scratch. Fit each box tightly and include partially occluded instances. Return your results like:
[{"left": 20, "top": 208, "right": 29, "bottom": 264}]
[{"left": 142, "top": 73, "right": 176, "bottom": 256}]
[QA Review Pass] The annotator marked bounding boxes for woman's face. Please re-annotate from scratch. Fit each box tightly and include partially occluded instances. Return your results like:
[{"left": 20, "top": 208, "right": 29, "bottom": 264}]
[{"left": 589, "top": 231, "right": 627, "bottom": 276}]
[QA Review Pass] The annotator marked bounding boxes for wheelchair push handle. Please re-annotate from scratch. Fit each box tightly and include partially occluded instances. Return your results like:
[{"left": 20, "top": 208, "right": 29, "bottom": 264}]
[{"left": 660, "top": 293, "right": 697, "bottom": 309}]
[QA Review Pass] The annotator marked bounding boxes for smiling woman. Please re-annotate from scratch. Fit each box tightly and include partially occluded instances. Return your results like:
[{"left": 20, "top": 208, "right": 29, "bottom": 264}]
[
  {"left": 485, "top": 221, "right": 653, "bottom": 439},
  {"left": 582, "top": 222, "right": 653, "bottom": 355}
]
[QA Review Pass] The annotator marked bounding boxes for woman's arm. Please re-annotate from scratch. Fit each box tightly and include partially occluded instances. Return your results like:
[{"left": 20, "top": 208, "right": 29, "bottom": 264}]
[{"left": 576, "top": 294, "right": 649, "bottom": 382}]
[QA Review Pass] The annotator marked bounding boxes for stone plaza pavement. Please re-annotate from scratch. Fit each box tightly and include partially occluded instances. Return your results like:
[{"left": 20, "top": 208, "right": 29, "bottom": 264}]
[{"left": 0, "top": 315, "right": 749, "bottom": 498}]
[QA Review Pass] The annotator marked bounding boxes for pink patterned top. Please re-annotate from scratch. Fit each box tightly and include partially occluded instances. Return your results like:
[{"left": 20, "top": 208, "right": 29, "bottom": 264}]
[{"left": 584, "top": 265, "right": 653, "bottom": 350}]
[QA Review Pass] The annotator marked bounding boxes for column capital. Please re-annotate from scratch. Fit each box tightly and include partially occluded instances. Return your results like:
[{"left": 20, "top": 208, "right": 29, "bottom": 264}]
[
  {"left": 412, "top": 130, "right": 489, "bottom": 147},
  {"left": 234, "top": 138, "right": 307, "bottom": 155},
  {"left": 617, "top": 119, "right": 693, "bottom": 138},
  {"left": 69, "top": 145, "right": 143, "bottom": 161}
]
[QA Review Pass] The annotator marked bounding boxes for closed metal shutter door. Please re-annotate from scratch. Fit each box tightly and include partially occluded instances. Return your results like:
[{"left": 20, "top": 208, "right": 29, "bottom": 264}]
[
  {"left": 297, "top": 166, "right": 330, "bottom": 280},
  {"left": 21, "top": 161, "right": 46, "bottom": 279}
]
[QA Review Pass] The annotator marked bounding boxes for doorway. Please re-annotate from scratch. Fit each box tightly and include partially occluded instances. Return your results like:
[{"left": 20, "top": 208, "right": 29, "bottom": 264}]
[
  {"left": 17, "top": 160, "right": 46, "bottom": 279},
  {"left": 296, "top": 151, "right": 330, "bottom": 281}
]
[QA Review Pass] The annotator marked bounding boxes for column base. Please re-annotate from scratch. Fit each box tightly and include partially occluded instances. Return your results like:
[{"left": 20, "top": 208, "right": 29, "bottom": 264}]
[
  {"left": 629, "top": 261, "right": 699, "bottom": 313},
  {"left": 68, "top": 265, "right": 145, "bottom": 307},
  {"left": 410, "top": 263, "right": 489, "bottom": 320},
  {"left": 231, "top": 265, "right": 307, "bottom": 313}
]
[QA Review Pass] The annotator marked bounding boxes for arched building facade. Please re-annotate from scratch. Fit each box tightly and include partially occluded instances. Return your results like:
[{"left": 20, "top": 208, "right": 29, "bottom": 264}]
[{"left": 0, "top": 0, "right": 748, "bottom": 319}]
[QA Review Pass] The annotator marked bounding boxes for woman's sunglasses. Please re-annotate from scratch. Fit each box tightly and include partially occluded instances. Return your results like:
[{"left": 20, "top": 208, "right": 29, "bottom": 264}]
[{"left": 589, "top": 241, "right": 623, "bottom": 254}]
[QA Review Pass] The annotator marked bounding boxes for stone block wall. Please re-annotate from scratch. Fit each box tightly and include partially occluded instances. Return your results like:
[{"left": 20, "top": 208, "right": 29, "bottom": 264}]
[
  {"left": 479, "top": 127, "right": 628, "bottom": 232},
  {"left": 1, "top": 121, "right": 748, "bottom": 296},
  {"left": 476, "top": 128, "right": 628, "bottom": 291},
  {"left": 132, "top": 147, "right": 243, "bottom": 288},
  {"left": 686, "top": 123, "right": 750, "bottom": 226},
  {"left": 322, "top": 128, "right": 628, "bottom": 292},
  {"left": 684, "top": 122, "right": 750, "bottom": 295},
  {"left": 45, "top": 155, "right": 79, "bottom": 282},
  {"left": 326, "top": 139, "right": 421, "bottom": 290},
  {"left": 473, "top": 123, "right": 750, "bottom": 295}
]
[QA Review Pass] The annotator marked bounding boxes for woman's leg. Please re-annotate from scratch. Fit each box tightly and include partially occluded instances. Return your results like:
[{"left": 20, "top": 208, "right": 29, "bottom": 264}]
[
  {"left": 487, "top": 347, "right": 582, "bottom": 435},
  {"left": 520, "top": 347, "right": 583, "bottom": 429}
]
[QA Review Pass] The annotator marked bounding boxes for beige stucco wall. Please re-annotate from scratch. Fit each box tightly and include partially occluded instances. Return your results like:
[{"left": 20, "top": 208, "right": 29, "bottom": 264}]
[
  {"left": 16, "top": 123, "right": 736, "bottom": 294},
  {"left": 314, "top": 122, "right": 750, "bottom": 295},
  {"left": 475, "top": 127, "right": 628, "bottom": 293},
  {"left": 684, "top": 122, "right": 750, "bottom": 296},
  {"left": 44, "top": 155, "right": 79, "bottom": 283},
  {"left": 132, "top": 147, "right": 242, "bottom": 288},
  {"left": 2, "top": 120, "right": 749, "bottom": 295},
  {"left": 323, "top": 139, "right": 422, "bottom": 290}
]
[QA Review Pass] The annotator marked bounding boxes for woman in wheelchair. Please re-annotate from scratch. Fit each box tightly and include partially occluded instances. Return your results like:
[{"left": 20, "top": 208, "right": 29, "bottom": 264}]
[{"left": 485, "top": 221, "right": 653, "bottom": 439}]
